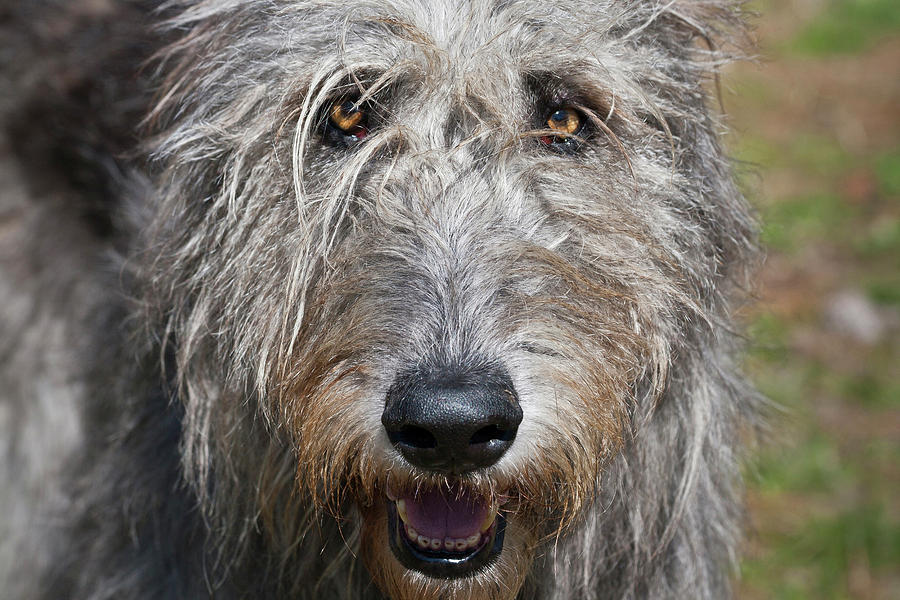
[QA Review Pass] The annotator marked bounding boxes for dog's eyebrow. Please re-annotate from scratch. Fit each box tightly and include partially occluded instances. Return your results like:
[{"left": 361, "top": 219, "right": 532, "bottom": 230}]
[
  {"left": 523, "top": 71, "right": 613, "bottom": 120},
  {"left": 523, "top": 70, "right": 573, "bottom": 103}
]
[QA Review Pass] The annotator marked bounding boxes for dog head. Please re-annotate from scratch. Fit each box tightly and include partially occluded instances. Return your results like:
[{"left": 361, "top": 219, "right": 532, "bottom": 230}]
[{"left": 142, "top": 1, "right": 754, "bottom": 597}]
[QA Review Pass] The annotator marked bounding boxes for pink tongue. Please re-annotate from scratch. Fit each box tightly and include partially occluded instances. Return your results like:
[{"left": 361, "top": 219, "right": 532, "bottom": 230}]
[{"left": 401, "top": 487, "right": 490, "bottom": 540}]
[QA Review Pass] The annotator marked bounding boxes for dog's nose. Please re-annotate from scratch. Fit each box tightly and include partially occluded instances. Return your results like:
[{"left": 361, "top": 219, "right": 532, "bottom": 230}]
[{"left": 382, "top": 367, "right": 522, "bottom": 474}]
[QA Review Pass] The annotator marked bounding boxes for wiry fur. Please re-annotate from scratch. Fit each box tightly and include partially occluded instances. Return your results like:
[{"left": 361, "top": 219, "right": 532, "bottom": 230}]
[{"left": 0, "top": 1, "right": 760, "bottom": 598}]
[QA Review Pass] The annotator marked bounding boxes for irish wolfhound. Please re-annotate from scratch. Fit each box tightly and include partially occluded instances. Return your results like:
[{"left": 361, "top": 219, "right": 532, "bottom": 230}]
[{"left": 0, "top": 0, "right": 760, "bottom": 598}]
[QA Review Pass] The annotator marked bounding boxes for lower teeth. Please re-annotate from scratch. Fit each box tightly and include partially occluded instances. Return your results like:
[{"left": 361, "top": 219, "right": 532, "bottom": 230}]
[{"left": 404, "top": 522, "right": 484, "bottom": 553}]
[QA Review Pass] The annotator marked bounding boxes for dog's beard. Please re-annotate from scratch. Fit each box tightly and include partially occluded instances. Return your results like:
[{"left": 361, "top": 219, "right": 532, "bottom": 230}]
[{"left": 335, "top": 431, "right": 611, "bottom": 599}]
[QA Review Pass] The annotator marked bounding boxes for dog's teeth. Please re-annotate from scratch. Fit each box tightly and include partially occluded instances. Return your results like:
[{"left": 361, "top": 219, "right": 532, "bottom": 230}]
[
  {"left": 395, "top": 499, "right": 407, "bottom": 523},
  {"left": 408, "top": 532, "right": 484, "bottom": 553},
  {"left": 480, "top": 510, "right": 496, "bottom": 533}
]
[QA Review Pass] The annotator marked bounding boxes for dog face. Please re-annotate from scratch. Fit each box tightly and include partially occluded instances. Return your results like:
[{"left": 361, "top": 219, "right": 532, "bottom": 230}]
[{"left": 145, "top": 1, "right": 752, "bottom": 597}]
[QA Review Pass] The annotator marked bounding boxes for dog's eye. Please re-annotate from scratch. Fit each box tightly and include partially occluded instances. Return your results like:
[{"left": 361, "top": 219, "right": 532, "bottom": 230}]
[
  {"left": 547, "top": 108, "right": 581, "bottom": 135},
  {"left": 325, "top": 99, "right": 369, "bottom": 145},
  {"left": 540, "top": 107, "right": 585, "bottom": 151}
]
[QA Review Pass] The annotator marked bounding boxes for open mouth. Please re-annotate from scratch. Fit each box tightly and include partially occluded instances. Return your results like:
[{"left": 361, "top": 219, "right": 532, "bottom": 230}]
[{"left": 386, "top": 482, "right": 506, "bottom": 578}]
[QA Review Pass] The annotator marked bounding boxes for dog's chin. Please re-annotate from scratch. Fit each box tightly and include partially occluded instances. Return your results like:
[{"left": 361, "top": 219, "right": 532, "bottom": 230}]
[{"left": 359, "top": 489, "right": 534, "bottom": 600}]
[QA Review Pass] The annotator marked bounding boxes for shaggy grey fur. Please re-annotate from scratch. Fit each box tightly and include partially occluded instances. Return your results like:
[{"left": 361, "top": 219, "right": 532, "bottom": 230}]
[{"left": 1, "top": 0, "right": 760, "bottom": 598}]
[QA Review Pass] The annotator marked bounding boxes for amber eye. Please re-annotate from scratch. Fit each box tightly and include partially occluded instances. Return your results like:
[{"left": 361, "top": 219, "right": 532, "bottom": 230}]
[
  {"left": 540, "top": 107, "right": 585, "bottom": 151},
  {"left": 326, "top": 99, "right": 369, "bottom": 143},
  {"left": 547, "top": 108, "right": 581, "bottom": 134}
]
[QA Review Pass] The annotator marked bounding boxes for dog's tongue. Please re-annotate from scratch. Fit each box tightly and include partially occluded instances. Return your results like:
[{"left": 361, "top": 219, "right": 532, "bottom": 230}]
[{"left": 400, "top": 487, "right": 490, "bottom": 540}]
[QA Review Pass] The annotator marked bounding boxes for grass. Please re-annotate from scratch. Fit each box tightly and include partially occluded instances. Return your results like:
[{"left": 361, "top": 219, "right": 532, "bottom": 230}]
[
  {"left": 875, "top": 150, "right": 900, "bottom": 197},
  {"left": 788, "top": 0, "right": 900, "bottom": 56},
  {"left": 742, "top": 505, "right": 900, "bottom": 599},
  {"left": 726, "top": 2, "right": 900, "bottom": 598},
  {"left": 760, "top": 192, "right": 854, "bottom": 252}
]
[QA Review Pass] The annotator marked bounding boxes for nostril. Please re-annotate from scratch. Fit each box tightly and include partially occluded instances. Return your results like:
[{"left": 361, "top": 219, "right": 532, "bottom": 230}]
[
  {"left": 469, "top": 424, "right": 517, "bottom": 446},
  {"left": 388, "top": 425, "right": 437, "bottom": 449}
]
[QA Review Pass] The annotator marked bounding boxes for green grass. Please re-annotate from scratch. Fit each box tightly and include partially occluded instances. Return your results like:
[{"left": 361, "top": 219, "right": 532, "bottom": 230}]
[
  {"left": 788, "top": 0, "right": 900, "bottom": 56},
  {"left": 785, "top": 135, "right": 854, "bottom": 176},
  {"left": 743, "top": 506, "right": 900, "bottom": 599},
  {"left": 733, "top": 134, "right": 853, "bottom": 174},
  {"left": 720, "top": 2, "right": 899, "bottom": 596},
  {"left": 751, "top": 432, "right": 855, "bottom": 494},
  {"left": 866, "top": 277, "right": 900, "bottom": 305},
  {"left": 838, "top": 371, "right": 900, "bottom": 408},
  {"left": 854, "top": 215, "right": 900, "bottom": 257},
  {"left": 737, "top": 131, "right": 900, "bottom": 595},
  {"left": 760, "top": 193, "right": 854, "bottom": 252},
  {"left": 875, "top": 149, "right": 900, "bottom": 196}
]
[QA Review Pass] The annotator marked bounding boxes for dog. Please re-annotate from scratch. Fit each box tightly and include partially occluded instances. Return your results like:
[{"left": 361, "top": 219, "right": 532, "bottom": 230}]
[{"left": 0, "top": 1, "right": 760, "bottom": 598}]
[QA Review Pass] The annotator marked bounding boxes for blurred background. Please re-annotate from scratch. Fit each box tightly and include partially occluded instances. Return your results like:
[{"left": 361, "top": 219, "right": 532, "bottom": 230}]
[{"left": 722, "top": 0, "right": 899, "bottom": 598}]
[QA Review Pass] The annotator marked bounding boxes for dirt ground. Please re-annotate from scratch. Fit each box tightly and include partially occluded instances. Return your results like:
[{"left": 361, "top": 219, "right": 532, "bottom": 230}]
[{"left": 722, "top": 1, "right": 900, "bottom": 598}]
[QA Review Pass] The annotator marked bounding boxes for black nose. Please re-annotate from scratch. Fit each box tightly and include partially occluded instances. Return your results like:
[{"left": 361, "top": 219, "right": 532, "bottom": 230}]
[{"left": 382, "top": 367, "right": 522, "bottom": 474}]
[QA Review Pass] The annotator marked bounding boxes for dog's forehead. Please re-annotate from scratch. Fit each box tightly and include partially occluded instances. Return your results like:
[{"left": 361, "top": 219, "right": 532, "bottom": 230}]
[{"left": 318, "top": 0, "right": 622, "bottom": 88}]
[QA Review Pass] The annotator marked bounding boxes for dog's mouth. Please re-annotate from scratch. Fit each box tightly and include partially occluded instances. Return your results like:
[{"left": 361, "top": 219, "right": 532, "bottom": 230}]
[{"left": 385, "top": 482, "right": 506, "bottom": 578}]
